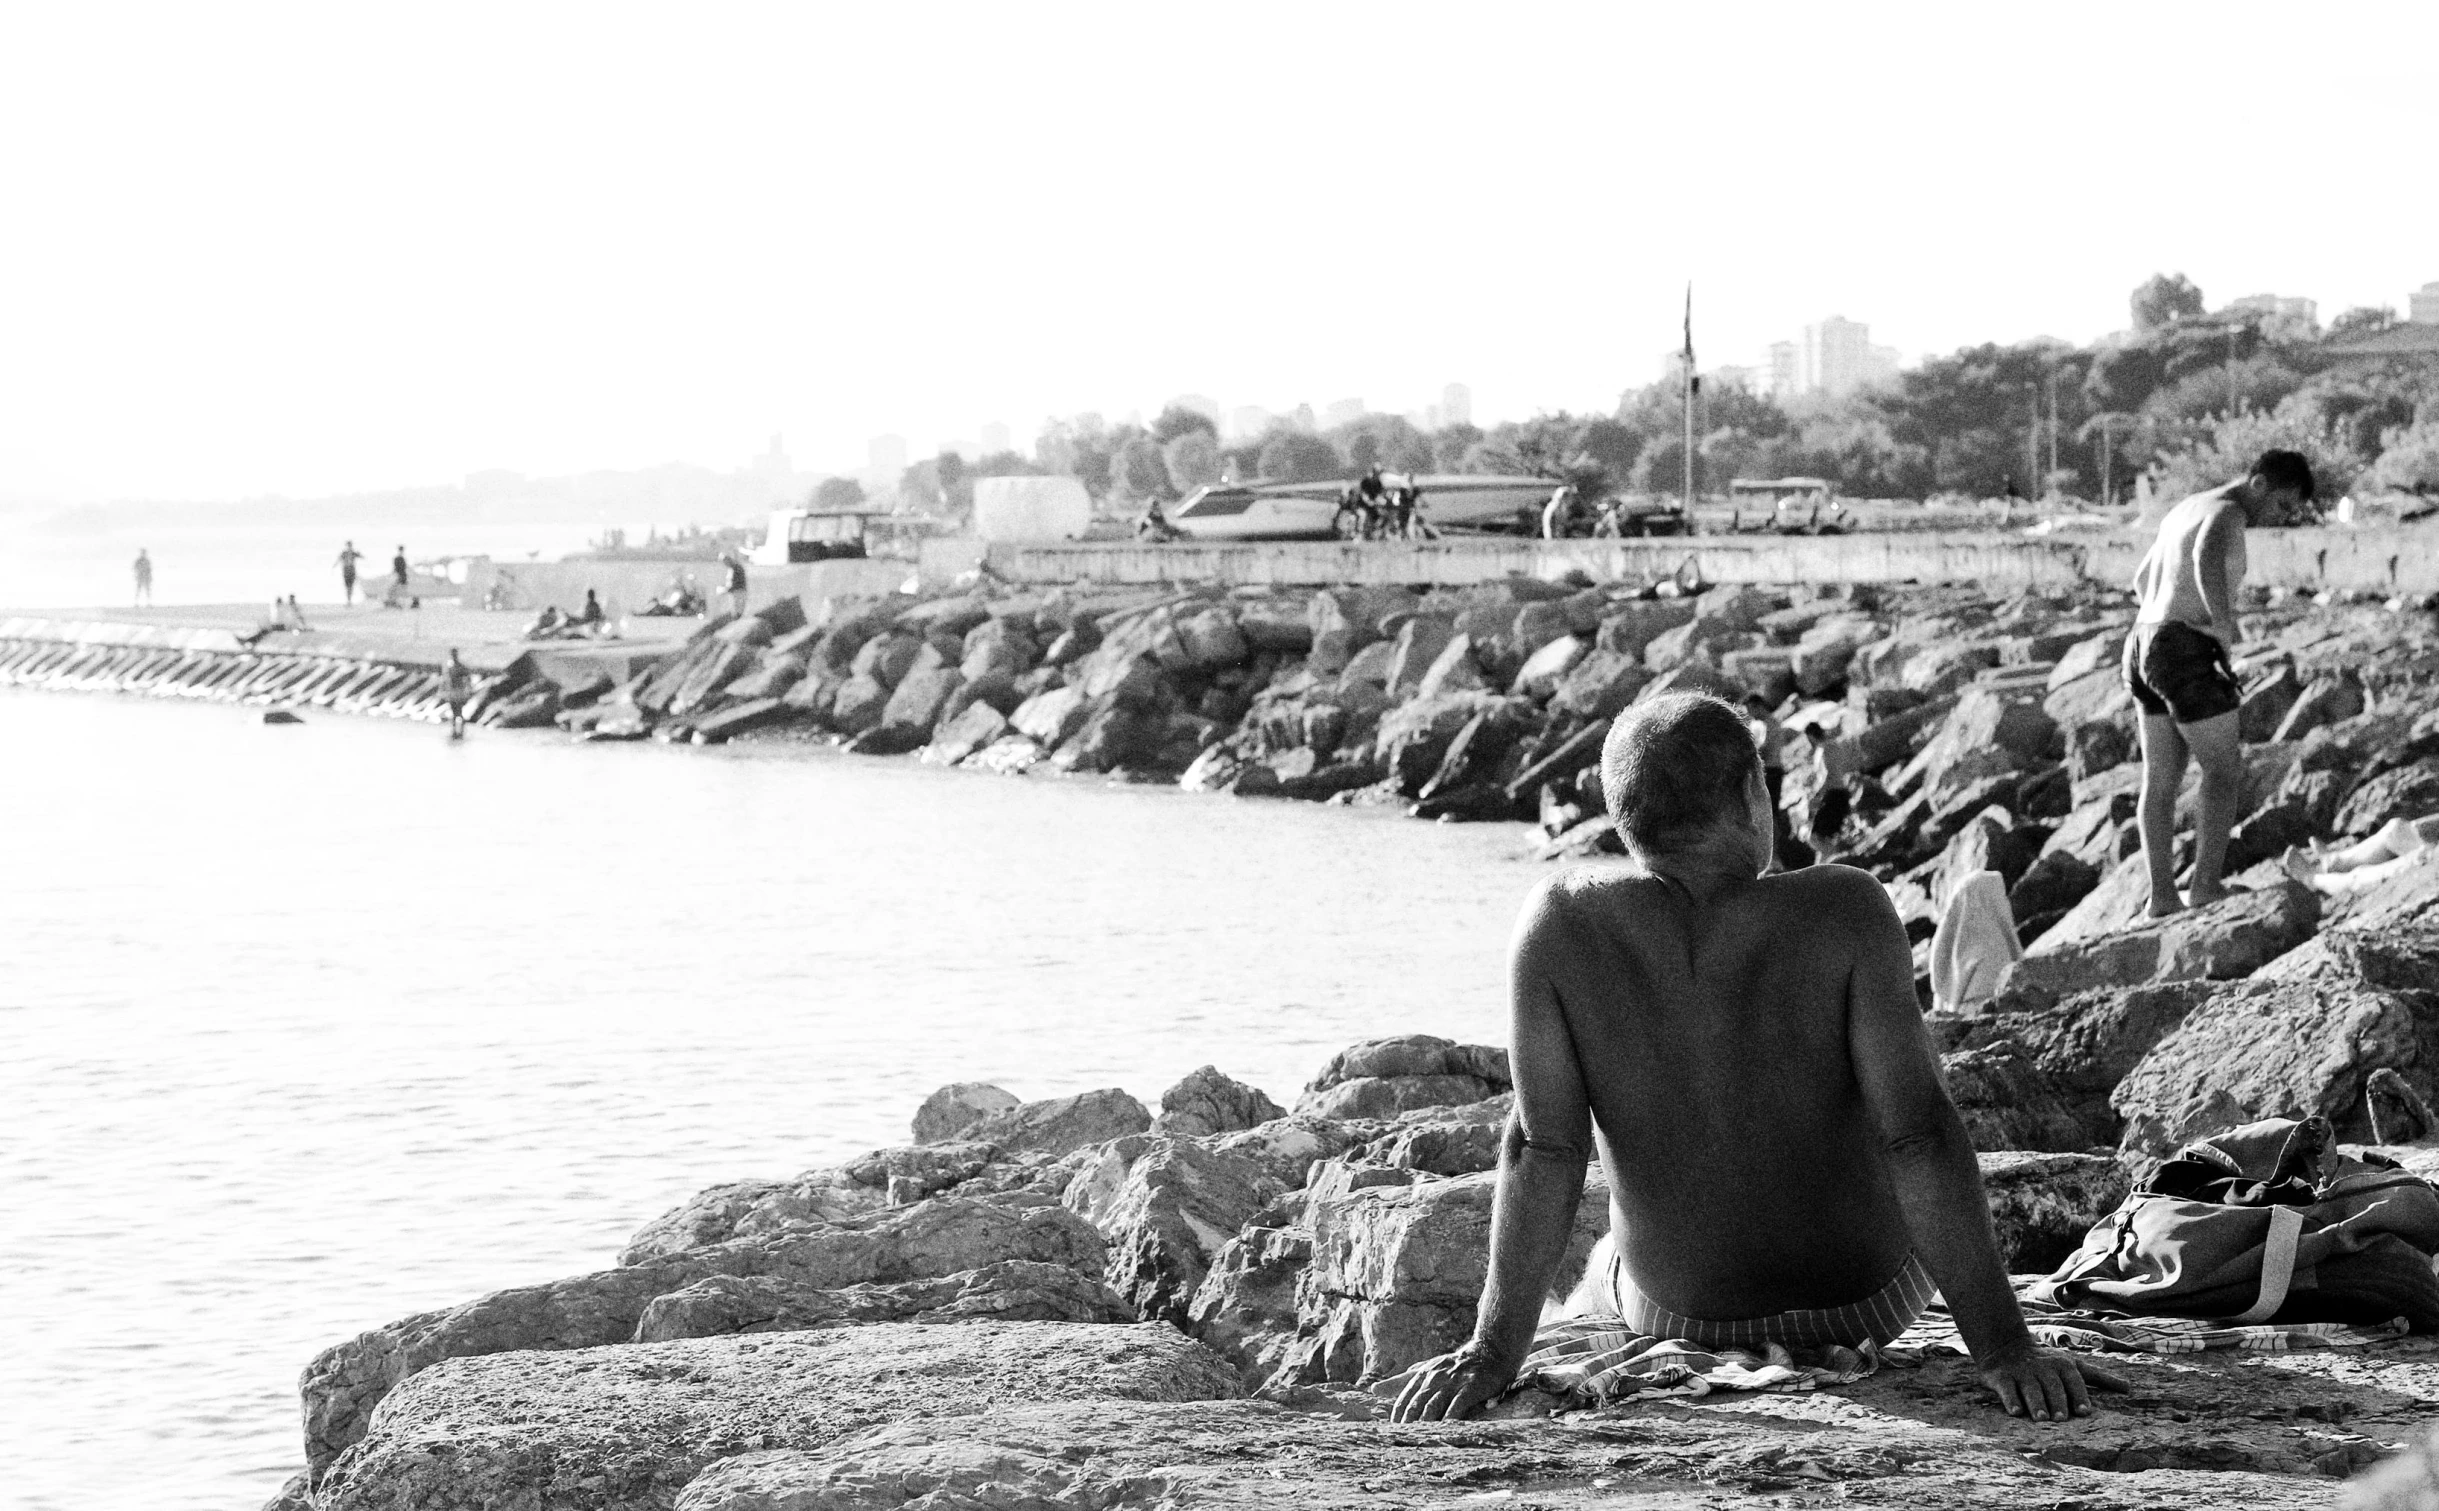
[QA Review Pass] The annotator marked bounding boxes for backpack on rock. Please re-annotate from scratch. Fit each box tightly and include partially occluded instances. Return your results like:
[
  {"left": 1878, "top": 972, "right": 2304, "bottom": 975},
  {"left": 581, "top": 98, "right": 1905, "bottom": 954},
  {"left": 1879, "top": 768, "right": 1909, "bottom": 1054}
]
[{"left": 2031, "top": 1115, "right": 2439, "bottom": 1332}]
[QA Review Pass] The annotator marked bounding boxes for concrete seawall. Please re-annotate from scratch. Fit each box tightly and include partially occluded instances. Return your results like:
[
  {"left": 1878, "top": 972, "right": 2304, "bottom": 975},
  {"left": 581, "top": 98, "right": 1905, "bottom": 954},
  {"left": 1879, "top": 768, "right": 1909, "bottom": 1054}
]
[
  {"left": 0, "top": 617, "right": 522, "bottom": 721},
  {"left": 963, "top": 526, "right": 2437, "bottom": 595}
]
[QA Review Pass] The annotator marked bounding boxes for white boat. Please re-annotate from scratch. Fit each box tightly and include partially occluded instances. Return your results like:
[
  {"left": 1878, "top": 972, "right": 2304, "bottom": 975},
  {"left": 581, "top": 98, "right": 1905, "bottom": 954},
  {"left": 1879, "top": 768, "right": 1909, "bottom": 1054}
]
[{"left": 1167, "top": 474, "right": 1562, "bottom": 541}]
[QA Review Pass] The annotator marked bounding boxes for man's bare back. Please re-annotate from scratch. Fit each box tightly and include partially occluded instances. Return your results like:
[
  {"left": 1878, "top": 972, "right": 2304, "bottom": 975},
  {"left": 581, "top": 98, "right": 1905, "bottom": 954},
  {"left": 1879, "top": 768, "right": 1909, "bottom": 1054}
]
[{"left": 1536, "top": 863, "right": 1914, "bottom": 1319}]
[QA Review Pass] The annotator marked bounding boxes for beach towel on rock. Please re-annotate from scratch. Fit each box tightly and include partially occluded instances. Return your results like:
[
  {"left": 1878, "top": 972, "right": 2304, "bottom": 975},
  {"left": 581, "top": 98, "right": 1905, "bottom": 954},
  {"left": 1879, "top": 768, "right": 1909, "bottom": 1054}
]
[
  {"left": 1883, "top": 1292, "right": 2412, "bottom": 1360},
  {"left": 1511, "top": 1318, "right": 1880, "bottom": 1407},
  {"left": 1930, "top": 868, "right": 2020, "bottom": 1013}
]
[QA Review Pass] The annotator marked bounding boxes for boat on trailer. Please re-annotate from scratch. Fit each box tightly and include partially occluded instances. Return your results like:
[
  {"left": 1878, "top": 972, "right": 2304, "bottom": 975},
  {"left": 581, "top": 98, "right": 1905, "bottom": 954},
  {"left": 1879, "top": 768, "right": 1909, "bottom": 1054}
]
[{"left": 1166, "top": 474, "right": 1562, "bottom": 541}]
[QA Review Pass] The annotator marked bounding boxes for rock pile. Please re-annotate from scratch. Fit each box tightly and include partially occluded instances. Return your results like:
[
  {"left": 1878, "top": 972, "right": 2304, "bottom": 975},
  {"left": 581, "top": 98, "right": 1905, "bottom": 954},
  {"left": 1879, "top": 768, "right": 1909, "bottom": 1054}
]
[{"left": 267, "top": 1036, "right": 2193, "bottom": 1509}]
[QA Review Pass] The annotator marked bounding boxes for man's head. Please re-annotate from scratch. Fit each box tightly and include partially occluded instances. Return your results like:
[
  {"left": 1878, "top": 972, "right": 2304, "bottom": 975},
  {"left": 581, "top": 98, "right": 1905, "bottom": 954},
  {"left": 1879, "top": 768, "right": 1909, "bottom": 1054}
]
[
  {"left": 2243, "top": 449, "right": 2316, "bottom": 525},
  {"left": 1601, "top": 693, "right": 1771, "bottom": 873}
]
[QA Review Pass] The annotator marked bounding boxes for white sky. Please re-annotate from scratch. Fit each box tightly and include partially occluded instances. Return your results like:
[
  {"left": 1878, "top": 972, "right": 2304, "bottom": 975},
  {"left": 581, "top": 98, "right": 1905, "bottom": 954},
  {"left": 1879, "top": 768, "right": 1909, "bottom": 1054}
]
[{"left": 1, "top": 1, "right": 2430, "bottom": 503}]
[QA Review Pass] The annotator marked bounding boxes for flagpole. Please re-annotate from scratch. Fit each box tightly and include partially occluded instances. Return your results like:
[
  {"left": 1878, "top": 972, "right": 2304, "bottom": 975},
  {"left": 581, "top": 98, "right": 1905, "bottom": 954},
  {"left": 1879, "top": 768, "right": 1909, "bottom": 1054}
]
[{"left": 1681, "top": 283, "right": 1696, "bottom": 524}]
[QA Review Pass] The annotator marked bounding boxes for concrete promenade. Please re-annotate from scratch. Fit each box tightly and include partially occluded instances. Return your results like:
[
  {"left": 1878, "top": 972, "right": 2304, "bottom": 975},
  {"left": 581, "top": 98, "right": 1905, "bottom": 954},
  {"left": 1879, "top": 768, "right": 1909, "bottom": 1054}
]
[{"left": 962, "top": 525, "right": 2438, "bottom": 596}]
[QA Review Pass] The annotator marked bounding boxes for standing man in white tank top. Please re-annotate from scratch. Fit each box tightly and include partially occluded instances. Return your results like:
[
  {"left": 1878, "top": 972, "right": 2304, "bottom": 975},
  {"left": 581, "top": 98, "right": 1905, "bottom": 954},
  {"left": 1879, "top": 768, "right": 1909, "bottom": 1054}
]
[{"left": 2121, "top": 449, "right": 2315, "bottom": 916}]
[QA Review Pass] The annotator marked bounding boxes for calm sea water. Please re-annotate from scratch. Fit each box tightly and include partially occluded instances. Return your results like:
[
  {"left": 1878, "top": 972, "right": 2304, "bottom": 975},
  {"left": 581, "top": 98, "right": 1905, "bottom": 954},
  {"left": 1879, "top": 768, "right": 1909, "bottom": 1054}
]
[{"left": 0, "top": 688, "right": 1541, "bottom": 1511}]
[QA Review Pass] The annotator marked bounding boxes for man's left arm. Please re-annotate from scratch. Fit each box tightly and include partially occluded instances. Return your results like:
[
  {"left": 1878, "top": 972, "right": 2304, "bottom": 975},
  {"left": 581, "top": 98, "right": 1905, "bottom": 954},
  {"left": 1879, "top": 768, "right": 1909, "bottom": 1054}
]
[
  {"left": 1842, "top": 875, "right": 2125, "bottom": 1420},
  {"left": 2195, "top": 502, "right": 2245, "bottom": 649},
  {"left": 1392, "top": 882, "right": 1593, "bottom": 1422}
]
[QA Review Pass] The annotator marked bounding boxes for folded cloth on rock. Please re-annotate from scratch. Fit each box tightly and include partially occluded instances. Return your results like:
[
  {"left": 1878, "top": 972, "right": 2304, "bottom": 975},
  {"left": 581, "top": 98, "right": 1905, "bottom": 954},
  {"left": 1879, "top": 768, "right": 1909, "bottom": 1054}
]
[
  {"left": 1511, "top": 1318, "right": 1881, "bottom": 1408},
  {"left": 1930, "top": 868, "right": 2020, "bottom": 1013},
  {"left": 1883, "top": 1288, "right": 2413, "bottom": 1362}
]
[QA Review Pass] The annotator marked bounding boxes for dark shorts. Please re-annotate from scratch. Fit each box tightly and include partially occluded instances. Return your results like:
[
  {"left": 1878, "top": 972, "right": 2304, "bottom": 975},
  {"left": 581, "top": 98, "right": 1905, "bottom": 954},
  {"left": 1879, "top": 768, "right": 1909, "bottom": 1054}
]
[{"left": 2122, "top": 621, "right": 2240, "bottom": 724}]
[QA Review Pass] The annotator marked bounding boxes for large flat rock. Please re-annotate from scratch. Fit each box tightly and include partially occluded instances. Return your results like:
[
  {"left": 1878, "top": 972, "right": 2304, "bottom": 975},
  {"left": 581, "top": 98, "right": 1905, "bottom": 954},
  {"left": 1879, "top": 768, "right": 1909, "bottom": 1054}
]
[
  {"left": 670, "top": 1345, "right": 2439, "bottom": 1509},
  {"left": 313, "top": 1321, "right": 1239, "bottom": 1511}
]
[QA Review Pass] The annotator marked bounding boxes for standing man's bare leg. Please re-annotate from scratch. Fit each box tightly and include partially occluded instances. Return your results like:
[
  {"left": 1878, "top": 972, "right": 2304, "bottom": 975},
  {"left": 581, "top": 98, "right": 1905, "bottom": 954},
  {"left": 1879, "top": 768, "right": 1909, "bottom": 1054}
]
[
  {"left": 2182, "top": 711, "right": 2244, "bottom": 905},
  {"left": 2137, "top": 713, "right": 2189, "bottom": 916}
]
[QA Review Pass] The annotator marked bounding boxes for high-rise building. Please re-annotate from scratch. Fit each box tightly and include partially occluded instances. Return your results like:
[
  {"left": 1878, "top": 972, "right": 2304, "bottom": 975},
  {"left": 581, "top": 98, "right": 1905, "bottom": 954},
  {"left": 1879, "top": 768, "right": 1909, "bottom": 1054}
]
[
  {"left": 1167, "top": 394, "right": 1222, "bottom": 429},
  {"left": 1228, "top": 405, "right": 1275, "bottom": 439},
  {"left": 1323, "top": 398, "right": 1367, "bottom": 429},
  {"left": 752, "top": 433, "right": 793, "bottom": 484},
  {"left": 979, "top": 422, "right": 1011, "bottom": 456},
  {"left": 1440, "top": 384, "right": 1472, "bottom": 427},
  {"left": 2409, "top": 282, "right": 2439, "bottom": 325},
  {"left": 1767, "top": 342, "right": 1800, "bottom": 402},
  {"left": 1800, "top": 316, "right": 1877, "bottom": 398}
]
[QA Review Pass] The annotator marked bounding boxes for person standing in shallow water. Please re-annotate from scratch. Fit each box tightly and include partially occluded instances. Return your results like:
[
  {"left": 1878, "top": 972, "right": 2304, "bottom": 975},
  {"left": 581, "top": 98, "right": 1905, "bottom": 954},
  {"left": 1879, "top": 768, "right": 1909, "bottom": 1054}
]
[
  {"left": 132, "top": 548, "right": 152, "bottom": 606},
  {"left": 439, "top": 649, "right": 474, "bottom": 739},
  {"left": 2122, "top": 449, "right": 2314, "bottom": 916},
  {"left": 335, "top": 541, "right": 362, "bottom": 605}
]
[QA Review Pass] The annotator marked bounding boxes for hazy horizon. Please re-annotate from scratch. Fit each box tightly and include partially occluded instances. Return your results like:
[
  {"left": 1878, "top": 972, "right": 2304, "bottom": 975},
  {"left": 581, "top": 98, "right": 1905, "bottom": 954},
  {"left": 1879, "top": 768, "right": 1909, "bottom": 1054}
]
[{"left": 3, "top": 1, "right": 2429, "bottom": 508}]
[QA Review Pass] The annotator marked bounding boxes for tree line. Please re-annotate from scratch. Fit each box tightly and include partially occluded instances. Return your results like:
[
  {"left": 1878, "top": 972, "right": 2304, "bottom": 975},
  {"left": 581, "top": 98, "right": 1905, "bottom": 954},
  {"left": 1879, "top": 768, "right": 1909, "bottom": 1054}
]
[{"left": 816, "top": 273, "right": 2436, "bottom": 520}]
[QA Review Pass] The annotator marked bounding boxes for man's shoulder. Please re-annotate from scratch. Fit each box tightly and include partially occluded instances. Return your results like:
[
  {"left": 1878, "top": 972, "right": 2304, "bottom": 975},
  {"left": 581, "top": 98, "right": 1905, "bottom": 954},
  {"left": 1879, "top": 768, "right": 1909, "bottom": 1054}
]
[{"left": 1760, "top": 863, "right": 1896, "bottom": 919}]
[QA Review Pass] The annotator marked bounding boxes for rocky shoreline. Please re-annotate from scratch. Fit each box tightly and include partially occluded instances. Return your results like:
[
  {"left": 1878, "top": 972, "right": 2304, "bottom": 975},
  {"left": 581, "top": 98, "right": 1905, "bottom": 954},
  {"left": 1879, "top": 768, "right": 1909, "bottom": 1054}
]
[{"left": 262, "top": 1012, "right": 2439, "bottom": 1510}]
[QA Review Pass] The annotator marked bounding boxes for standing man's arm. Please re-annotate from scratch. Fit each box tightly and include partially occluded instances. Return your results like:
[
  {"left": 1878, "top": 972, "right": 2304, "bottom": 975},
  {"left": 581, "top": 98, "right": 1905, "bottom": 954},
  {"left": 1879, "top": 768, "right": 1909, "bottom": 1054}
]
[
  {"left": 1842, "top": 877, "right": 2123, "bottom": 1420},
  {"left": 2194, "top": 501, "right": 2245, "bottom": 649},
  {"left": 1394, "top": 881, "right": 1593, "bottom": 1422}
]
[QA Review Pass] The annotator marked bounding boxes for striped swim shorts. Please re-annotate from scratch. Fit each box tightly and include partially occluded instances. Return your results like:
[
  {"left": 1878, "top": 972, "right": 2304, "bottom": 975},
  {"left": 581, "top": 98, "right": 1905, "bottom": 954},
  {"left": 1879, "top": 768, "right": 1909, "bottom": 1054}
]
[{"left": 1606, "top": 1250, "right": 1937, "bottom": 1350}]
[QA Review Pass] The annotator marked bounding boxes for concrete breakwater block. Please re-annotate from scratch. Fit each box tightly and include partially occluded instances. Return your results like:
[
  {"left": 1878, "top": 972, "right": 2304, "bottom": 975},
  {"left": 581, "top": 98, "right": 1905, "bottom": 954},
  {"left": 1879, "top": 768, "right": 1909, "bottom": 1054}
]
[{"left": 262, "top": 709, "right": 304, "bottom": 725}]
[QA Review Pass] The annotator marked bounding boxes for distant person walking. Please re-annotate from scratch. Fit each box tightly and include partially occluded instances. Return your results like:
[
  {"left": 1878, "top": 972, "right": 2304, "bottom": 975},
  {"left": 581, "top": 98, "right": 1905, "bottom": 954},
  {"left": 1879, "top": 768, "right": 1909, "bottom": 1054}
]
[
  {"left": 335, "top": 541, "right": 363, "bottom": 605},
  {"left": 440, "top": 649, "right": 474, "bottom": 740},
  {"left": 722, "top": 552, "right": 749, "bottom": 617},
  {"left": 391, "top": 547, "right": 410, "bottom": 592},
  {"left": 286, "top": 594, "right": 310, "bottom": 631},
  {"left": 2123, "top": 448, "right": 2315, "bottom": 917},
  {"left": 132, "top": 548, "right": 153, "bottom": 606}
]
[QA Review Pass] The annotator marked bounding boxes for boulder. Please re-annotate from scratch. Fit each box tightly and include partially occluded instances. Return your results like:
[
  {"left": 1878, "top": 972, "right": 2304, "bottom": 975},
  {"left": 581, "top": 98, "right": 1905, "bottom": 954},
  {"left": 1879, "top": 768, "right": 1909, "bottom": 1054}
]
[
  {"left": 1940, "top": 1045, "right": 2094, "bottom": 1152},
  {"left": 2113, "top": 975, "right": 2439, "bottom": 1157},
  {"left": 1718, "top": 646, "right": 1797, "bottom": 705},
  {"left": 1009, "top": 685, "right": 1090, "bottom": 748},
  {"left": 1641, "top": 617, "right": 1751, "bottom": 674},
  {"left": 1411, "top": 634, "right": 1489, "bottom": 700},
  {"left": 1509, "top": 633, "right": 1588, "bottom": 699},
  {"left": 2002, "top": 881, "right": 2320, "bottom": 1008},
  {"left": 960, "top": 1088, "right": 1151, "bottom": 1158},
  {"left": 1634, "top": 661, "right": 1749, "bottom": 708},
  {"left": 689, "top": 697, "right": 789, "bottom": 743},
  {"left": 1172, "top": 606, "right": 1251, "bottom": 669},
  {"left": 1384, "top": 615, "right": 1458, "bottom": 696},
  {"left": 2008, "top": 849, "right": 2099, "bottom": 923},
  {"left": 1063, "top": 1136, "right": 1284, "bottom": 1324},
  {"left": 1185, "top": 1227, "right": 1313, "bottom": 1383},
  {"left": 631, "top": 1260, "right": 1132, "bottom": 1342},
  {"left": 1337, "top": 639, "right": 1396, "bottom": 689},
  {"left": 619, "top": 1178, "right": 796, "bottom": 1267},
  {"left": 669, "top": 1386, "right": 2386, "bottom": 1511},
  {"left": 827, "top": 673, "right": 892, "bottom": 734},
  {"left": 2237, "top": 660, "right": 2304, "bottom": 743},
  {"left": 2043, "top": 668, "right": 2134, "bottom": 731},
  {"left": 1152, "top": 1065, "right": 1285, "bottom": 1138},
  {"left": 1053, "top": 704, "right": 1164, "bottom": 772},
  {"left": 1904, "top": 686, "right": 2058, "bottom": 792},
  {"left": 912, "top": 1081, "right": 1022, "bottom": 1144},
  {"left": 1304, "top": 1035, "right": 1510, "bottom": 1091},
  {"left": 311, "top": 1324, "right": 1239, "bottom": 1511},
  {"left": 1591, "top": 599, "right": 1695, "bottom": 660},
  {"left": 2336, "top": 757, "right": 2439, "bottom": 838},
  {"left": 848, "top": 631, "right": 922, "bottom": 689},
  {"left": 297, "top": 1199, "right": 1111, "bottom": 1475},
  {"left": 2045, "top": 629, "right": 2124, "bottom": 691},
  {"left": 1550, "top": 648, "right": 1652, "bottom": 719},
  {"left": 2271, "top": 673, "right": 2367, "bottom": 743},
  {"left": 1942, "top": 806, "right": 2045, "bottom": 895},
  {"left": 920, "top": 700, "right": 1006, "bottom": 765},
  {"left": 2066, "top": 718, "right": 2132, "bottom": 781},
  {"left": 1978, "top": 1152, "right": 2132, "bottom": 1273},
  {"left": 1283, "top": 1169, "right": 1611, "bottom": 1386}
]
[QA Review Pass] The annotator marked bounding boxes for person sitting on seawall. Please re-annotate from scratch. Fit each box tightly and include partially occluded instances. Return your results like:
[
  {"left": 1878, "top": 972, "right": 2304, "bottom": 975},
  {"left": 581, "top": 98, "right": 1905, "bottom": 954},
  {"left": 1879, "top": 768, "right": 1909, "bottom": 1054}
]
[
  {"left": 2122, "top": 448, "right": 2315, "bottom": 918},
  {"left": 2284, "top": 816, "right": 2439, "bottom": 897},
  {"left": 576, "top": 588, "right": 605, "bottom": 629},
  {"left": 1391, "top": 693, "right": 2123, "bottom": 1424}
]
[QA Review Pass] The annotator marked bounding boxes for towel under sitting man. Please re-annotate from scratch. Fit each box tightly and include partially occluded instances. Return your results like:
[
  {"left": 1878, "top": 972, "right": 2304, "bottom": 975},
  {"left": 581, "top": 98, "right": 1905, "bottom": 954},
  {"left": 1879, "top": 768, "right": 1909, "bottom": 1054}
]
[{"left": 1393, "top": 693, "right": 2121, "bottom": 1424}]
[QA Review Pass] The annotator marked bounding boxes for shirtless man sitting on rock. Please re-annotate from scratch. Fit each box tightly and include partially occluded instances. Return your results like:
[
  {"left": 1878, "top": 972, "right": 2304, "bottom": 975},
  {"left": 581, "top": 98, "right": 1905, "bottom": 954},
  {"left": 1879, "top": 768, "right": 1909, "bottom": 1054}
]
[{"left": 1394, "top": 693, "right": 2122, "bottom": 1424}]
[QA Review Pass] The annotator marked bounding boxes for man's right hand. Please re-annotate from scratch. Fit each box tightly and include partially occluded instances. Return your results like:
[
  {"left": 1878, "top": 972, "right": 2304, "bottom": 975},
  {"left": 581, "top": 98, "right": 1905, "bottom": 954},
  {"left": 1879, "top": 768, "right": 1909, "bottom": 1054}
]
[
  {"left": 1389, "top": 1341, "right": 1514, "bottom": 1423},
  {"left": 1977, "top": 1341, "right": 2128, "bottom": 1421}
]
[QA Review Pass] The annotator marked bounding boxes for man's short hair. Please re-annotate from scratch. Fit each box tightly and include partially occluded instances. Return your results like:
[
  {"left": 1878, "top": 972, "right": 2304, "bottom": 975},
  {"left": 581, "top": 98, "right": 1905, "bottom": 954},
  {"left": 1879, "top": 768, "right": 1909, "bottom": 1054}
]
[
  {"left": 1601, "top": 693, "right": 1763, "bottom": 855},
  {"left": 2250, "top": 449, "right": 2315, "bottom": 503}
]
